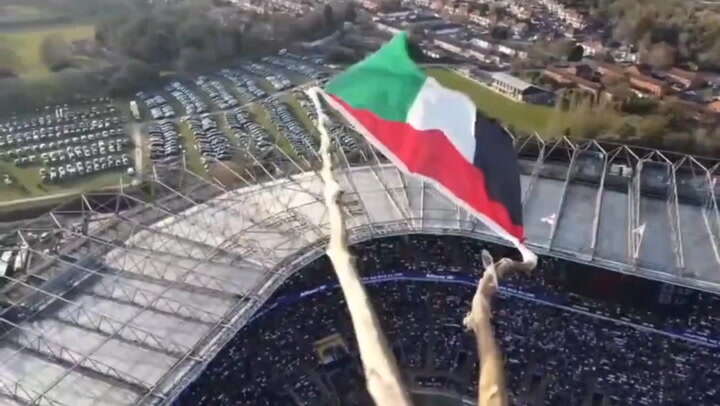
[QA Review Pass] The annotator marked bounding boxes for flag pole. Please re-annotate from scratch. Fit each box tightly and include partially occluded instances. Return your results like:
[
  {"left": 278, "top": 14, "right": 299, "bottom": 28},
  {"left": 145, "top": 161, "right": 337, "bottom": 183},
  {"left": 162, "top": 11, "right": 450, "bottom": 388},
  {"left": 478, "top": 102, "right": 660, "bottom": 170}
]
[
  {"left": 464, "top": 250, "right": 510, "bottom": 406},
  {"left": 309, "top": 87, "right": 413, "bottom": 406}
]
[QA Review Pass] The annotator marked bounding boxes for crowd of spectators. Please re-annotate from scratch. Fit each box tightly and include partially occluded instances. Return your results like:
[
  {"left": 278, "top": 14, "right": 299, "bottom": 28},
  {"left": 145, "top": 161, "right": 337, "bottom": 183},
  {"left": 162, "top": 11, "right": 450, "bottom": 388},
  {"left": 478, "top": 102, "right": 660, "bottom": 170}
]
[{"left": 177, "top": 236, "right": 720, "bottom": 405}]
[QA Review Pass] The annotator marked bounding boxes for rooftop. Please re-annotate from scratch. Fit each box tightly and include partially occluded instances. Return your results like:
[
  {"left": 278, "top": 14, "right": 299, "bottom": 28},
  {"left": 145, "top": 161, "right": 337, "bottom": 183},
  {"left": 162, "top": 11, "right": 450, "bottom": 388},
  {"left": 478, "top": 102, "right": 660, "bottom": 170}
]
[{"left": 491, "top": 72, "right": 535, "bottom": 91}]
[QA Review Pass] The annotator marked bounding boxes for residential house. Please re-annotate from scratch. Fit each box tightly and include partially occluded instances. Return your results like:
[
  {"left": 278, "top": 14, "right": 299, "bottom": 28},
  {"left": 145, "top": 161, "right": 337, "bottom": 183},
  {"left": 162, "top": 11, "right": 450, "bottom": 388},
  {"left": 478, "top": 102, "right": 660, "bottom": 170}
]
[
  {"left": 470, "top": 37, "right": 495, "bottom": 50},
  {"left": 426, "top": 23, "right": 464, "bottom": 36},
  {"left": 543, "top": 67, "right": 602, "bottom": 101},
  {"left": 580, "top": 39, "right": 604, "bottom": 57},
  {"left": 378, "top": 10, "right": 413, "bottom": 19},
  {"left": 509, "top": 4, "right": 532, "bottom": 20},
  {"left": 597, "top": 62, "right": 626, "bottom": 79},
  {"left": 498, "top": 44, "right": 528, "bottom": 60},
  {"left": 628, "top": 74, "right": 668, "bottom": 98},
  {"left": 361, "top": 0, "right": 380, "bottom": 11},
  {"left": 564, "top": 9, "right": 586, "bottom": 29},
  {"left": 468, "top": 11, "right": 491, "bottom": 26},
  {"left": 597, "top": 63, "right": 668, "bottom": 98},
  {"left": 666, "top": 68, "right": 705, "bottom": 90},
  {"left": 434, "top": 37, "right": 464, "bottom": 55},
  {"left": 708, "top": 100, "right": 720, "bottom": 114}
]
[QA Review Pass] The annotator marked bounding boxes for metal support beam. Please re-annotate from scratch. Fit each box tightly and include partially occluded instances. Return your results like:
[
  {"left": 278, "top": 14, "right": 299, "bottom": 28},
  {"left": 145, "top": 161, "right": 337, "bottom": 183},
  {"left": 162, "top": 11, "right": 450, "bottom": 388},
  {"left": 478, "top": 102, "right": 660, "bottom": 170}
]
[
  {"left": 0, "top": 273, "right": 188, "bottom": 357},
  {"left": 521, "top": 133, "right": 546, "bottom": 206},
  {"left": 629, "top": 161, "right": 643, "bottom": 264},
  {"left": 589, "top": 149, "right": 609, "bottom": 259},
  {"left": 0, "top": 319, "right": 149, "bottom": 397},
  {"left": 548, "top": 148, "right": 578, "bottom": 249},
  {"left": 668, "top": 159, "right": 685, "bottom": 274}
]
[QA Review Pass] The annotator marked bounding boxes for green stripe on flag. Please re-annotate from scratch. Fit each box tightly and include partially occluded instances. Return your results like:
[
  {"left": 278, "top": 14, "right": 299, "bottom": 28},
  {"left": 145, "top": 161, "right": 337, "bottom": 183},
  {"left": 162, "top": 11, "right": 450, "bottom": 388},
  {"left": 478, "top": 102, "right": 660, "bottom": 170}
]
[{"left": 325, "top": 32, "right": 427, "bottom": 123}]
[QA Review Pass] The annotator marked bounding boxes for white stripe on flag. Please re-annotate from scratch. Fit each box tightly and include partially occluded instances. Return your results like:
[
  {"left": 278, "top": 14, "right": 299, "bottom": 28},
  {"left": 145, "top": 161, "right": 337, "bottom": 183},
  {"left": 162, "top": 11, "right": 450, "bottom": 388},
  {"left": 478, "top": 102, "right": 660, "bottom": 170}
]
[{"left": 406, "top": 77, "right": 477, "bottom": 163}]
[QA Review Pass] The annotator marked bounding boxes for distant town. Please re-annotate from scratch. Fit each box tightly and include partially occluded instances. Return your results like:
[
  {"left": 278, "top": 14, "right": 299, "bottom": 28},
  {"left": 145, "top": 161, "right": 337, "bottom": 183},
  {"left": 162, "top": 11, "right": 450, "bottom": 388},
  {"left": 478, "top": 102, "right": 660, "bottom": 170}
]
[{"left": 0, "top": 0, "right": 718, "bottom": 220}]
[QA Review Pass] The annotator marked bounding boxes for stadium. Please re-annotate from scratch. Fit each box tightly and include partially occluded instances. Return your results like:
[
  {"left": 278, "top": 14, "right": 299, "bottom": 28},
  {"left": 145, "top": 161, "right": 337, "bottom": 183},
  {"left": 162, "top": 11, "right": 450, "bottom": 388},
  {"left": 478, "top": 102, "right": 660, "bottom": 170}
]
[{"left": 1, "top": 131, "right": 720, "bottom": 406}]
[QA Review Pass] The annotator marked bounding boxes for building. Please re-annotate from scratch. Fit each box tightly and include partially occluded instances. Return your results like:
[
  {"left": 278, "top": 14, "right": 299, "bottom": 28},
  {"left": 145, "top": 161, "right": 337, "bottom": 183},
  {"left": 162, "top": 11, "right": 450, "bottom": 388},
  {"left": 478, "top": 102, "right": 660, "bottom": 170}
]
[
  {"left": 470, "top": 37, "right": 495, "bottom": 50},
  {"left": 378, "top": 10, "right": 414, "bottom": 19},
  {"left": 666, "top": 68, "right": 705, "bottom": 90},
  {"left": 434, "top": 37, "right": 464, "bottom": 54},
  {"left": 361, "top": 0, "right": 380, "bottom": 11},
  {"left": 468, "top": 11, "right": 491, "bottom": 26},
  {"left": 629, "top": 74, "right": 668, "bottom": 98},
  {"left": 543, "top": 67, "right": 603, "bottom": 101},
  {"left": 425, "top": 23, "right": 464, "bottom": 36},
  {"left": 509, "top": 4, "right": 532, "bottom": 20},
  {"left": 231, "top": 0, "right": 266, "bottom": 14},
  {"left": 564, "top": 9, "right": 586, "bottom": 29},
  {"left": 708, "top": 100, "right": 720, "bottom": 114},
  {"left": 580, "top": 39, "right": 604, "bottom": 57},
  {"left": 375, "top": 19, "right": 403, "bottom": 34},
  {"left": 497, "top": 44, "right": 528, "bottom": 60},
  {"left": 490, "top": 72, "right": 555, "bottom": 105},
  {"left": 597, "top": 62, "right": 626, "bottom": 79}
]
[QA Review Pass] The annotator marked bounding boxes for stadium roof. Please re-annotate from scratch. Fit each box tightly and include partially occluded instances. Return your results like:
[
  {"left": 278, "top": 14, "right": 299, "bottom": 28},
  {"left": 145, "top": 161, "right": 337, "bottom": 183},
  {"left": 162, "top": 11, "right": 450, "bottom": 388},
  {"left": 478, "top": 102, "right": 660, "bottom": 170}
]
[{"left": 0, "top": 134, "right": 718, "bottom": 405}]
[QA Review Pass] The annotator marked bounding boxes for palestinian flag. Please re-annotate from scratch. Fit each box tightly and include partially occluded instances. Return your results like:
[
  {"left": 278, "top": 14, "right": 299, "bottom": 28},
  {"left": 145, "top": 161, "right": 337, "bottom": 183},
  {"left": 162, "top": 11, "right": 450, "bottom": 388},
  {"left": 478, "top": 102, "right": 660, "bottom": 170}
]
[{"left": 323, "top": 32, "right": 526, "bottom": 244}]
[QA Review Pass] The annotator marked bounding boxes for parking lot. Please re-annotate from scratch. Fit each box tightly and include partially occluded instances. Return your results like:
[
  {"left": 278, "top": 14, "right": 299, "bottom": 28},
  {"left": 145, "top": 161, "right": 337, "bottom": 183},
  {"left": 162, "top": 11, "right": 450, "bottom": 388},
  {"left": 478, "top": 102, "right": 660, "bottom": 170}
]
[
  {"left": 0, "top": 99, "right": 135, "bottom": 202},
  {"left": 137, "top": 54, "right": 336, "bottom": 174}
]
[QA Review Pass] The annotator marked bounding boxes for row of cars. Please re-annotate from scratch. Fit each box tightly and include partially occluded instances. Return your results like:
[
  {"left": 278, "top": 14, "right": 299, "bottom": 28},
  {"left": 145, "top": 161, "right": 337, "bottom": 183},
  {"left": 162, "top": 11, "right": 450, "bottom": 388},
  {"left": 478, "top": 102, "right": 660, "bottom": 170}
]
[
  {"left": 182, "top": 114, "right": 234, "bottom": 163},
  {"left": 263, "top": 97, "right": 316, "bottom": 157},
  {"left": 196, "top": 76, "right": 240, "bottom": 111},
  {"left": 219, "top": 69, "right": 268, "bottom": 102},
  {"left": 166, "top": 81, "right": 210, "bottom": 116},
  {"left": 226, "top": 109, "right": 274, "bottom": 157},
  {"left": 263, "top": 55, "right": 329, "bottom": 81},
  {"left": 0, "top": 99, "right": 135, "bottom": 185},
  {"left": 244, "top": 63, "right": 293, "bottom": 91},
  {"left": 295, "top": 90, "right": 359, "bottom": 155},
  {"left": 41, "top": 154, "right": 133, "bottom": 184},
  {"left": 149, "top": 121, "right": 181, "bottom": 163},
  {"left": 1, "top": 127, "right": 125, "bottom": 167},
  {"left": 0, "top": 100, "right": 117, "bottom": 134},
  {"left": 136, "top": 92, "right": 177, "bottom": 120},
  {"left": 0, "top": 116, "right": 121, "bottom": 149},
  {"left": 42, "top": 138, "right": 129, "bottom": 165}
]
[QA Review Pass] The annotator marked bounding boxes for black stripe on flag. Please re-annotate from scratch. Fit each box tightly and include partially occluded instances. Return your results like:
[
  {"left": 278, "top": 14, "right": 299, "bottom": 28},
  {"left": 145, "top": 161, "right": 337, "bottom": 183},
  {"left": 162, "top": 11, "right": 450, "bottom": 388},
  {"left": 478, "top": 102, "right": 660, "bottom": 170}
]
[{"left": 472, "top": 113, "right": 524, "bottom": 227}]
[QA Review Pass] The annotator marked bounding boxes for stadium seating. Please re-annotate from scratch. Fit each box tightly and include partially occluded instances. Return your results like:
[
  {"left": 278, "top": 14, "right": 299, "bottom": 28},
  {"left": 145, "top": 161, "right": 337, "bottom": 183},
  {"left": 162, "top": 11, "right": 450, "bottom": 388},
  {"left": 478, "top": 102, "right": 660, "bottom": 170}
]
[{"left": 177, "top": 236, "right": 720, "bottom": 405}]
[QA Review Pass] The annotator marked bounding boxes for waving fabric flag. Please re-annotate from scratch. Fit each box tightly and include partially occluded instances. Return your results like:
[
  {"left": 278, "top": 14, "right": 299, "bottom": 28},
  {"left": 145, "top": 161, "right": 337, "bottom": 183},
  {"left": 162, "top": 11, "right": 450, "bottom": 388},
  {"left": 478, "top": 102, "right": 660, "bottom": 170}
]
[{"left": 322, "top": 32, "right": 534, "bottom": 263}]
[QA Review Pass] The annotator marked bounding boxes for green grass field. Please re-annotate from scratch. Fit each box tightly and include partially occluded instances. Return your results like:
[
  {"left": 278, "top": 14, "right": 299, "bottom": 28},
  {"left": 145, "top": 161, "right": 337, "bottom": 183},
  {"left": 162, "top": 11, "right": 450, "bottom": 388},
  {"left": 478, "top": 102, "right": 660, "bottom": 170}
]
[
  {"left": 0, "top": 160, "right": 130, "bottom": 203},
  {"left": 281, "top": 94, "right": 319, "bottom": 138},
  {"left": 427, "top": 68, "right": 567, "bottom": 135},
  {"left": 178, "top": 121, "right": 209, "bottom": 177},
  {"left": 0, "top": 24, "right": 95, "bottom": 77},
  {"left": 248, "top": 103, "right": 298, "bottom": 159}
]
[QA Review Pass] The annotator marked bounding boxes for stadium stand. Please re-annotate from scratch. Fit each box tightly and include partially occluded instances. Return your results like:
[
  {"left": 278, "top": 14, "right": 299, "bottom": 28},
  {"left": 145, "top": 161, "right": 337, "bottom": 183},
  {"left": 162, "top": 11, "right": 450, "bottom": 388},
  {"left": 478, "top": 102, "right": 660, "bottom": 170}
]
[{"left": 176, "top": 235, "right": 720, "bottom": 406}]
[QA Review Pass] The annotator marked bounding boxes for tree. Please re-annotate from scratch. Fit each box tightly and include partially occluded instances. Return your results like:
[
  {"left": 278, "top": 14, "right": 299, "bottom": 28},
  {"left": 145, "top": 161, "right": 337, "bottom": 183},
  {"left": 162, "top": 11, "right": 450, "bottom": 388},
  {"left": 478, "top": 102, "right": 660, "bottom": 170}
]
[
  {"left": 40, "top": 36, "right": 74, "bottom": 72},
  {"left": 490, "top": 26, "right": 509, "bottom": 40},
  {"left": 567, "top": 45, "right": 584, "bottom": 62},
  {"left": 0, "top": 47, "right": 21, "bottom": 72},
  {"left": 176, "top": 47, "right": 214, "bottom": 73},
  {"left": 547, "top": 40, "right": 574, "bottom": 58},
  {"left": 646, "top": 42, "right": 676, "bottom": 69},
  {"left": 379, "top": 0, "right": 402, "bottom": 12},
  {"left": 0, "top": 67, "right": 17, "bottom": 79},
  {"left": 636, "top": 115, "right": 670, "bottom": 140},
  {"left": 108, "top": 60, "right": 159, "bottom": 96},
  {"left": 659, "top": 100, "right": 691, "bottom": 127},
  {"left": 345, "top": 3, "right": 357, "bottom": 22},
  {"left": 324, "top": 5, "right": 334, "bottom": 29}
]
